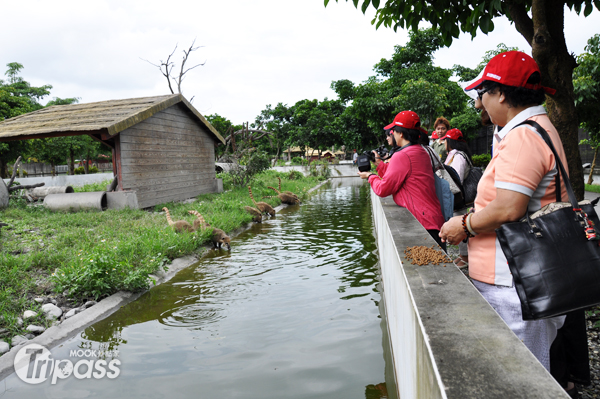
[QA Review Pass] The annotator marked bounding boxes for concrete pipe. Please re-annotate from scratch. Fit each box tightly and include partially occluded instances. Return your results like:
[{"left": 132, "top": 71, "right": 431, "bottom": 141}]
[
  {"left": 28, "top": 186, "right": 74, "bottom": 198},
  {"left": 44, "top": 192, "right": 107, "bottom": 212}
]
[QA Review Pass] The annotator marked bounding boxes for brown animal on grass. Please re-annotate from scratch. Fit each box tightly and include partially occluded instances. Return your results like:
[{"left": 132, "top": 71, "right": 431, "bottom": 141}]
[
  {"left": 243, "top": 206, "right": 263, "bottom": 223},
  {"left": 163, "top": 207, "right": 195, "bottom": 233},
  {"left": 188, "top": 210, "right": 231, "bottom": 250},
  {"left": 277, "top": 176, "right": 300, "bottom": 201},
  {"left": 264, "top": 186, "right": 301, "bottom": 205},
  {"left": 248, "top": 186, "right": 276, "bottom": 216}
]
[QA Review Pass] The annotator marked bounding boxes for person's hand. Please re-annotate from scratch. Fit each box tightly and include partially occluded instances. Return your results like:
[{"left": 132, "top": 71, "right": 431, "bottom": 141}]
[
  {"left": 439, "top": 216, "right": 467, "bottom": 245},
  {"left": 372, "top": 151, "right": 381, "bottom": 167},
  {"left": 357, "top": 171, "right": 372, "bottom": 179}
]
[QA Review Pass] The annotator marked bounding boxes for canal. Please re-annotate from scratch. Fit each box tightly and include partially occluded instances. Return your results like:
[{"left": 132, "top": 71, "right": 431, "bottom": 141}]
[{"left": 2, "top": 178, "right": 392, "bottom": 398}]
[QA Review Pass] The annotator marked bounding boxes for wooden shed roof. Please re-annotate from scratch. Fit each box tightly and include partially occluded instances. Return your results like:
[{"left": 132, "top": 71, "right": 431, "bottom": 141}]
[{"left": 0, "top": 94, "right": 225, "bottom": 144}]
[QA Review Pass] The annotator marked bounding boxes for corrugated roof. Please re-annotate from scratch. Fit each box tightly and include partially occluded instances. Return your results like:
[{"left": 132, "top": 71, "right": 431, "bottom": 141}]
[{"left": 0, "top": 94, "right": 225, "bottom": 144}]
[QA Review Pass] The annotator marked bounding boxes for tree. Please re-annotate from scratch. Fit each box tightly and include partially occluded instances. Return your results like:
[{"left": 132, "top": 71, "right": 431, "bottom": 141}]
[
  {"left": 143, "top": 40, "right": 205, "bottom": 102},
  {"left": 331, "top": 28, "right": 465, "bottom": 151},
  {"left": 0, "top": 63, "right": 52, "bottom": 178},
  {"left": 254, "top": 103, "right": 294, "bottom": 164},
  {"left": 288, "top": 98, "right": 345, "bottom": 161},
  {"left": 397, "top": 79, "right": 448, "bottom": 129},
  {"left": 32, "top": 138, "right": 68, "bottom": 176},
  {"left": 325, "top": 0, "right": 600, "bottom": 199},
  {"left": 574, "top": 34, "right": 600, "bottom": 184}
]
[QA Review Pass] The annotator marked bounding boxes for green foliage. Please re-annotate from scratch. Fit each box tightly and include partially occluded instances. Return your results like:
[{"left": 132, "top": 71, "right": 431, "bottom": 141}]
[
  {"left": 5, "top": 167, "right": 27, "bottom": 177},
  {"left": 472, "top": 154, "right": 491, "bottom": 168},
  {"left": 51, "top": 249, "right": 162, "bottom": 300},
  {"left": 585, "top": 184, "right": 600, "bottom": 193},
  {"left": 291, "top": 156, "right": 308, "bottom": 166},
  {"left": 74, "top": 165, "right": 99, "bottom": 174},
  {"left": 288, "top": 170, "right": 304, "bottom": 180},
  {"left": 74, "top": 179, "right": 114, "bottom": 193},
  {"left": 226, "top": 150, "right": 271, "bottom": 187},
  {"left": 574, "top": 34, "right": 600, "bottom": 146},
  {"left": 450, "top": 107, "right": 482, "bottom": 141},
  {"left": 308, "top": 160, "right": 332, "bottom": 178},
  {"left": 333, "top": 28, "right": 467, "bottom": 151},
  {"left": 325, "top": 0, "right": 599, "bottom": 47},
  {"left": 398, "top": 79, "right": 448, "bottom": 128}
]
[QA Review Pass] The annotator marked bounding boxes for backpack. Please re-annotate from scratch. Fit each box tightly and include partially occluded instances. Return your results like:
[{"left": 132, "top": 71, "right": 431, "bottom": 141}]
[
  {"left": 456, "top": 151, "right": 483, "bottom": 205},
  {"left": 443, "top": 164, "right": 466, "bottom": 210}
]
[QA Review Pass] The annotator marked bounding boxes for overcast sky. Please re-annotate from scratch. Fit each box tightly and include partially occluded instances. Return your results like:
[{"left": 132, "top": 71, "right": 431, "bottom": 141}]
[{"left": 1, "top": 1, "right": 598, "bottom": 124}]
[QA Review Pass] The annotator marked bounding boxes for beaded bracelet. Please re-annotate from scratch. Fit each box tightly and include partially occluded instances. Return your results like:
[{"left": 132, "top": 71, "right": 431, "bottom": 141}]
[
  {"left": 466, "top": 213, "right": 477, "bottom": 237},
  {"left": 462, "top": 213, "right": 474, "bottom": 242}
]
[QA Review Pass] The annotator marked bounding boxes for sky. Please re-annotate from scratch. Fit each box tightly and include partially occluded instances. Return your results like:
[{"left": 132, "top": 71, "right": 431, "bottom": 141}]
[{"left": 1, "top": 0, "right": 599, "bottom": 124}]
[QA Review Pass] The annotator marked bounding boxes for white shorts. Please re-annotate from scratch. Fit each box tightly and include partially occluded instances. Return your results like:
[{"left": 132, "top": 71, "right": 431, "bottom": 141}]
[{"left": 472, "top": 279, "right": 565, "bottom": 371}]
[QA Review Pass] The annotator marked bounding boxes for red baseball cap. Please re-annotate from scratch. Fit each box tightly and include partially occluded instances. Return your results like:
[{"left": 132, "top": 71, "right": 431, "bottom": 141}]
[
  {"left": 384, "top": 110, "right": 421, "bottom": 130},
  {"left": 441, "top": 128, "right": 463, "bottom": 141},
  {"left": 464, "top": 51, "right": 556, "bottom": 95},
  {"left": 431, "top": 131, "right": 439, "bottom": 140}
]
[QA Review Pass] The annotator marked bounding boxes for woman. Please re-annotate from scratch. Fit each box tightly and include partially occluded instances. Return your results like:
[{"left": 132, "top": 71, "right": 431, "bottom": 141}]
[
  {"left": 431, "top": 117, "right": 450, "bottom": 162},
  {"left": 441, "top": 128, "right": 472, "bottom": 268},
  {"left": 358, "top": 110, "right": 445, "bottom": 249},
  {"left": 439, "top": 51, "right": 568, "bottom": 373},
  {"left": 441, "top": 128, "right": 472, "bottom": 184}
]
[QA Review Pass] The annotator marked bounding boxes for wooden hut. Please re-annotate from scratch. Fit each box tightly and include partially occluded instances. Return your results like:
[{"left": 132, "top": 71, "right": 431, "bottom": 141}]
[{"left": 0, "top": 94, "right": 225, "bottom": 208}]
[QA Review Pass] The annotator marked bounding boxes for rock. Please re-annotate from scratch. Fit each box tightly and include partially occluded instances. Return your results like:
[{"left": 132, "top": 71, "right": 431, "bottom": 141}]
[
  {"left": 0, "top": 341, "right": 9, "bottom": 355},
  {"left": 33, "top": 297, "right": 44, "bottom": 303},
  {"left": 26, "top": 325, "right": 46, "bottom": 334},
  {"left": 23, "top": 310, "right": 38, "bottom": 319},
  {"left": 16, "top": 317, "right": 23, "bottom": 327},
  {"left": 11, "top": 335, "right": 28, "bottom": 346},
  {"left": 41, "top": 303, "right": 62, "bottom": 320},
  {"left": 24, "top": 334, "right": 35, "bottom": 340},
  {"left": 0, "top": 328, "right": 8, "bottom": 338},
  {"left": 64, "top": 308, "right": 81, "bottom": 319},
  {"left": 83, "top": 301, "right": 97, "bottom": 309}
]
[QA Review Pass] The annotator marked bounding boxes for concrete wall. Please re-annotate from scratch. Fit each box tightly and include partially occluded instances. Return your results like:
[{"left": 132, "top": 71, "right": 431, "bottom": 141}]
[
  {"left": 3, "top": 172, "right": 114, "bottom": 188},
  {"left": 272, "top": 164, "right": 358, "bottom": 177},
  {"left": 371, "top": 191, "right": 568, "bottom": 398}
]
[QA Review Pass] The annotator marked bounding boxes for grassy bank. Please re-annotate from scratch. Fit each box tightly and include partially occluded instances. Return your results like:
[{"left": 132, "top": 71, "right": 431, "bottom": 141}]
[
  {"left": 586, "top": 184, "right": 600, "bottom": 193},
  {"left": 0, "top": 169, "right": 323, "bottom": 340}
]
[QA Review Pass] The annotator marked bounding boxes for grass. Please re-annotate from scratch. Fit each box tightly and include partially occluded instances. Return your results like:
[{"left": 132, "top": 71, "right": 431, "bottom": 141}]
[
  {"left": 585, "top": 184, "right": 600, "bottom": 193},
  {"left": 0, "top": 169, "right": 323, "bottom": 343}
]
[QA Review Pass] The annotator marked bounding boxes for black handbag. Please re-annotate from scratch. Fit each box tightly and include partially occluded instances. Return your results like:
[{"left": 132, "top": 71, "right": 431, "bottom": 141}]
[{"left": 495, "top": 120, "right": 600, "bottom": 320}]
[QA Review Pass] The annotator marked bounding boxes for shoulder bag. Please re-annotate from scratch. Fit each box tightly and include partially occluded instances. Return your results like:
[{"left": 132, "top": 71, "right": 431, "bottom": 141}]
[
  {"left": 495, "top": 120, "right": 600, "bottom": 320},
  {"left": 424, "top": 146, "right": 463, "bottom": 212}
]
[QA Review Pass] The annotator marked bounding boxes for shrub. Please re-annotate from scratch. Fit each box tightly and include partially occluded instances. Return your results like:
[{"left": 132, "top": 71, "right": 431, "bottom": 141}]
[
  {"left": 291, "top": 157, "right": 308, "bottom": 166},
  {"left": 308, "top": 160, "right": 331, "bottom": 178},
  {"left": 74, "top": 166, "right": 99, "bottom": 175},
  {"left": 472, "top": 154, "right": 491, "bottom": 168},
  {"left": 288, "top": 170, "right": 304, "bottom": 180}
]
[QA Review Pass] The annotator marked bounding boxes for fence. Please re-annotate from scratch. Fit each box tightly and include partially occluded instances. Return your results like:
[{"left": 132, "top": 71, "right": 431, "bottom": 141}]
[{"left": 17, "top": 162, "right": 113, "bottom": 177}]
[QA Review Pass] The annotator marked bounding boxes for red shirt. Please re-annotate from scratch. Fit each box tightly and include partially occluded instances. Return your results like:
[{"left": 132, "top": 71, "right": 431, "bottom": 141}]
[{"left": 368, "top": 145, "right": 444, "bottom": 230}]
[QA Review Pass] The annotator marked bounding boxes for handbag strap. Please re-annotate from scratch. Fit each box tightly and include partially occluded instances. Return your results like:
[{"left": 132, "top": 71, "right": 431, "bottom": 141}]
[
  {"left": 423, "top": 145, "right": 444, "bottom": 173},
  {"left": 514, "top": 120, "right": 574, "bottom": 206}
]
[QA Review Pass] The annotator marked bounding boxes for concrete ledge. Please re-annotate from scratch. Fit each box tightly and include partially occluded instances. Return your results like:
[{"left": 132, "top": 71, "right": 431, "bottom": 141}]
[{"left": 372, "top": 191, "right": 568, "bottom": 398}]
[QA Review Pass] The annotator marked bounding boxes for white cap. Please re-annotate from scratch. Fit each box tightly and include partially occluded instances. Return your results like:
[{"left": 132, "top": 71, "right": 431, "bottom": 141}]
[{"left": 459, "top": 70, "right": 484, "bottom": 101}]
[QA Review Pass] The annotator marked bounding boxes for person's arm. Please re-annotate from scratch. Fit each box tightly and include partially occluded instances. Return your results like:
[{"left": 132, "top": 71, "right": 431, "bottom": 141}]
[
  {"left": 439, "top": 188, "right": 530, "bottom": 245},
  {"left": 452, "top": 153, "right": 468, "bottom": 183}
]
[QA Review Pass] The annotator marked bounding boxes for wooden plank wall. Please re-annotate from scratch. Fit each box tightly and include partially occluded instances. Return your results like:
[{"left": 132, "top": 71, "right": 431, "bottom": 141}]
[{"left": 119, "top": 104, "right": 216, "bottom": 209}]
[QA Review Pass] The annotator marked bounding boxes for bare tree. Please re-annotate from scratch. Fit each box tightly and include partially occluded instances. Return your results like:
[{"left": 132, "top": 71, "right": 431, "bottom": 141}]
[{"left": 142, "top": 39, "right": 205, "bottom": 102}]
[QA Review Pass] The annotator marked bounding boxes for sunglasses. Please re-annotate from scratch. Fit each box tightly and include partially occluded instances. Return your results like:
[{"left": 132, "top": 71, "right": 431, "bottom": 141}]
[{"left": 476, "top": 87, "right": 491, "bottom": 100}]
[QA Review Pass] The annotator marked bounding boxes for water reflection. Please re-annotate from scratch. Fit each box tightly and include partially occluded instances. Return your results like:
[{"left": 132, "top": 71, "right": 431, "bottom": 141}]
[{"left": 1, "top": 178, "right": 391, "bottom": 399}]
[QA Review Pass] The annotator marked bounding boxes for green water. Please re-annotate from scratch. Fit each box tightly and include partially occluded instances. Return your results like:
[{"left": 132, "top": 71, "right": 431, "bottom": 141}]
[{"left": 2, "top": 178, "right": 391, "bottom": 398}]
